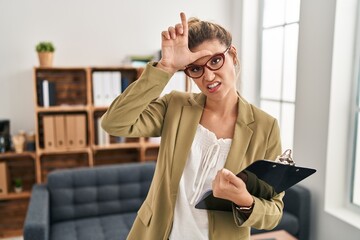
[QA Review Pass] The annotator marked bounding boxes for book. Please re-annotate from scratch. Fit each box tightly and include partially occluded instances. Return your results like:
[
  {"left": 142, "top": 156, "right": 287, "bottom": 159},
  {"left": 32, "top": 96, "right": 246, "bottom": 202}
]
[
  {"left": 42, "top": 80, "right": 49, "bottom": 107},
  {"left": 121, "top": 77, "right": 130, "bottom": 92},
  {"left": 195, "top": 159, "right": 316, "bottom": 212},
  {"left": 48, "top": 81, "right": 56, "bottom": 106},
  {"left": 37, "top": 80, "right": 44, "bottom": 106},
  {"left": 42, "top": 80, "right": 56, "bottom": 107}
]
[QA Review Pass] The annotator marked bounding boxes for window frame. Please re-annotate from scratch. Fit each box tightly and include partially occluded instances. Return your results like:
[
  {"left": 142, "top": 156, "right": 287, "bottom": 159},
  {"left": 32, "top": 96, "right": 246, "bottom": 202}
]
[{"left": 259, "top": 0, "right": 300, "bottom": 150}]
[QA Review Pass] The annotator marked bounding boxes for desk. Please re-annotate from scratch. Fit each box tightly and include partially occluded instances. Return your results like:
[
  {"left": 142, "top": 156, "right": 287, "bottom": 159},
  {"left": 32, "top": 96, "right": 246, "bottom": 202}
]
[{"left": 251, "top": 230, "right": 298, "bottom": 240}]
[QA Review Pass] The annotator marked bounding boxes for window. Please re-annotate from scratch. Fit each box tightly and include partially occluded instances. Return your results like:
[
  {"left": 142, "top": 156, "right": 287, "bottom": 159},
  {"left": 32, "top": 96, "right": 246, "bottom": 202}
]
[
  {"left": 259, "top": 0, "right": 300, "bottom": 150},
  {"left": 325, "top": 0, "right": 360, "bottom": 229},
  {"left": 351, "top": 9, "right": 360, "bottom": 207}
]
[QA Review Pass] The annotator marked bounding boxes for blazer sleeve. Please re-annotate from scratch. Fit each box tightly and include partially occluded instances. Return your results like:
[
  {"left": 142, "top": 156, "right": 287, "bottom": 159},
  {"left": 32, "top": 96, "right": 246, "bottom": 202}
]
[
  {"left": 235, "top": 119, "right": 284, "bottom": 230},
  {"left": 101, "top": 62, "right": 174, "bottom": 137}
]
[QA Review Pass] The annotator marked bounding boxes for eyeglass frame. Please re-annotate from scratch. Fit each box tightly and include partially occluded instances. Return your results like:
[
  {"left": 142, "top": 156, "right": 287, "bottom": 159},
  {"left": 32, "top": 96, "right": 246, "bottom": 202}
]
[{"left": 183, "top": 46, "right": 231, "bottom": 79}]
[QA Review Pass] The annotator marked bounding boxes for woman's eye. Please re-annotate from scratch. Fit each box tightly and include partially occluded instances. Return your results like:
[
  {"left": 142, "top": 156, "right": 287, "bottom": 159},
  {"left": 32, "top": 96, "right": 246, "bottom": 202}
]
[
  {"left": 211, "top": 56, "right": 222, "bottom": 65},
  {"left": 189, "top": 66, "right": 202, "bottom": 73}
]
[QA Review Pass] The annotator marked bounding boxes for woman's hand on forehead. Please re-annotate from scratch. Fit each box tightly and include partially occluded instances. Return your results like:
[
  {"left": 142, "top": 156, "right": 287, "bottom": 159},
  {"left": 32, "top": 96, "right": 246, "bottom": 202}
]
[{"left": 158, "top": 12, "right": 212, "bottom": 74}]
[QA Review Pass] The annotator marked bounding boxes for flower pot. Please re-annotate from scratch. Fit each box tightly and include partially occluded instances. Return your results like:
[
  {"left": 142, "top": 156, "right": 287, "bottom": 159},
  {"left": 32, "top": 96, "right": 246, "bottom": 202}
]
[
  {"left": 14, "top": 186, "right": 23, "bottom": 193},
  {"left": 38, "top": 52, "right": 54, "bottom": 67}
]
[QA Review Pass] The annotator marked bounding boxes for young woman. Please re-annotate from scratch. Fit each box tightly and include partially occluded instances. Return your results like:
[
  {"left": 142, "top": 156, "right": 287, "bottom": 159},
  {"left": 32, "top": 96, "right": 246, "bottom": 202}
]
[{"left": 101, "top": 12, "right": 284, "bottom": 240}]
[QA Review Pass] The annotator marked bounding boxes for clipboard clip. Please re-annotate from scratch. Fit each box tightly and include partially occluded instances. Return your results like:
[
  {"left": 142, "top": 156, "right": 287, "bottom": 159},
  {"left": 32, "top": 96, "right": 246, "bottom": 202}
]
[{"left": 275, "top": 149, "right": 295, "bottom": 166}]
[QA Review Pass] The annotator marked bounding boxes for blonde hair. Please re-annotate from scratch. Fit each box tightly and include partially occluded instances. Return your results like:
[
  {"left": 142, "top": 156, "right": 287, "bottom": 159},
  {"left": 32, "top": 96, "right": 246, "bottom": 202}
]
[
  {"left": 187, "top": 17, "right": 241, "bottom": 91},
  {"left": 187, "top": 17, "right": 232, "bottom": 50}
]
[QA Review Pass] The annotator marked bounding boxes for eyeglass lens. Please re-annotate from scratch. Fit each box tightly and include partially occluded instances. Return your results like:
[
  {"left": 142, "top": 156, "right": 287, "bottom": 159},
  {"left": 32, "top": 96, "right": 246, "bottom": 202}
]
[{"left": 185, "top": 53, "right": 225, "bottom": 78}]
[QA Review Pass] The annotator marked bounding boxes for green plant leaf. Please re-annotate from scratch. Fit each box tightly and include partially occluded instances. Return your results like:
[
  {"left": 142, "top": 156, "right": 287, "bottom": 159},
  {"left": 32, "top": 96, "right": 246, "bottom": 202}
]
[{"left": 36, "top": 41, "right": 55, "bottom": 52}]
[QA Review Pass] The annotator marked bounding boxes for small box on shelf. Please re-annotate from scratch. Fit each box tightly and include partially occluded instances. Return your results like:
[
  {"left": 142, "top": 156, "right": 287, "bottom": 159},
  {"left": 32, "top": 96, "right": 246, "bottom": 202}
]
[{"left": 0, "top": 161, "right": 10, "bottom": 195}]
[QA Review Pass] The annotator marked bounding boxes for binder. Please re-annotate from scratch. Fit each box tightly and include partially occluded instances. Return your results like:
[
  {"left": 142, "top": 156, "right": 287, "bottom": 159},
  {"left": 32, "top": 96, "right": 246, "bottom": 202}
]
[
  {"left": 65, "top": 115, "right": 77, "bottom": 148},
  {"left": 111, "top": 71, "right": 122, "bottom": 101},
  {"left": 43, "top": 115, "right": 56, "bottom": 150},
  {"left": 75, "top": 114, "right": 86, "bottom": 147},
  {"left": 92, "top": 72, "right": 103, "bottom": 106},
  {"left": 0, "top": 162, "right": 9, "bottom": 195},
  {"left": 195, "top": 159, "right": 316, "bottom": 212},
  {"left": 103, "top": 71, "right": 112, "bottom": 105},
  {"left": 54, "top": 115, "right": 66, "bottom": 149}
]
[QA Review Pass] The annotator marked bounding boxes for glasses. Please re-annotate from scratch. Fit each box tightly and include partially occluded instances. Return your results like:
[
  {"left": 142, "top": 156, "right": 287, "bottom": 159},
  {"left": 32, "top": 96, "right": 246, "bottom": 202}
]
[{"left": 184, "top": 46, "right": 230, "bottom": 79}]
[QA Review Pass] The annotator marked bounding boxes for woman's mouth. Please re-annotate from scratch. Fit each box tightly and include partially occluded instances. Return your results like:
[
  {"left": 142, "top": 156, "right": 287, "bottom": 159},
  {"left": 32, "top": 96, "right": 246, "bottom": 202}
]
[{"left": 207, "top": 82, "right": 221, "bottom": 93}]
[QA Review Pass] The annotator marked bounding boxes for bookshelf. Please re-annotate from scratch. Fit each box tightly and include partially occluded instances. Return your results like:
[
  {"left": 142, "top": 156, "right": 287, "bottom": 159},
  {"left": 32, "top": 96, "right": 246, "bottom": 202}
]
[
  {"left": 32, "top": 66, "right": 163, "bottom": 182},
  {"left": 32, "top": 66, "right": 191, "bottom": 181},
  {"left": 0, "top": 65, "right": 187, "bottom": 238}
]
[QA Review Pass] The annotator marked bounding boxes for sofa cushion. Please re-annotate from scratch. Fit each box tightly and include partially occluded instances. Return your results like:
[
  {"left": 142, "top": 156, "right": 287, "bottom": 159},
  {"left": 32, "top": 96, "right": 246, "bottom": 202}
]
[
  {"left": 47, "top": 162, "right": 155, "bottom": 223},
  {"left": 251, "top": 211, "right": 299, "bottom": 236},
  {"left": 50, "top": 213, "right": 136, "bottom": 240}
]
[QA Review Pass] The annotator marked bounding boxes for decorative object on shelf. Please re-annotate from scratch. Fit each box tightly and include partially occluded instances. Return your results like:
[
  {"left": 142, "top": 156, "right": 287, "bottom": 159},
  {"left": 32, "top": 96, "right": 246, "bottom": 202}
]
[
  {"left": 36, "top": 41, "right": 55, "bottom": 67},
  {"left": 13, "top": 177, "right": 23, "bottom": 193},
  {"left": 12, "top": 132, "right": 26, "bottom": 153}
]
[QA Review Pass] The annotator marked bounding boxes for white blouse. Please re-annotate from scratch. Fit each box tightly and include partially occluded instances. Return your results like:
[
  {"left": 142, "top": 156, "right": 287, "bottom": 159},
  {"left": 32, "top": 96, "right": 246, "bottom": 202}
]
[{"left": 169, "top": 124, "right": 232, "bottom": 240}]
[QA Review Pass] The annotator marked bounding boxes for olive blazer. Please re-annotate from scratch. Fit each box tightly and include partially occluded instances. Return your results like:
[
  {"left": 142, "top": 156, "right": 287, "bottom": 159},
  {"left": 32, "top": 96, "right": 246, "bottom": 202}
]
[{"left": 101, "top": 63, "right": 284, "bottom": 240}]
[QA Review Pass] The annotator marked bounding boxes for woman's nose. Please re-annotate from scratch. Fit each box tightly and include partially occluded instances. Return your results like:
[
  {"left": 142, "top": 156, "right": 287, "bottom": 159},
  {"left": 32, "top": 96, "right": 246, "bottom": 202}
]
[{"left": 203, "top": 68, "right": 215, "bottom": 81}]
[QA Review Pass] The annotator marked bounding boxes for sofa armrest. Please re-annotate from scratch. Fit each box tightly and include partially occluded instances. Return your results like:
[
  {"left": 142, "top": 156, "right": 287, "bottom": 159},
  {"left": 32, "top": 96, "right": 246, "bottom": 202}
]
[
  {"left": 283, "top": 184, "right": 311, "bottom": 240},
  {"left": 24, "top": 184, "right": 50, "bottom": 240}
]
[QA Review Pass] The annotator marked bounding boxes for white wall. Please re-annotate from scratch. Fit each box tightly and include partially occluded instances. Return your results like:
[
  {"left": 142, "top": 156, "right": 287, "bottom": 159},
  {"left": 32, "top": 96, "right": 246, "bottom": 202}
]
[
  {"left": 294, "top": 0, "right": 360, "bottom": 239},
  {"left": 0, "top": 0, "right": 234, "bottom": 135}
]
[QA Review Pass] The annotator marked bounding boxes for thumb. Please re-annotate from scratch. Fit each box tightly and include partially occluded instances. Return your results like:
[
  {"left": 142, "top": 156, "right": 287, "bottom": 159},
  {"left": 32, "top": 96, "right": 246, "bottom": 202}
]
[
  {"left": 222, "top": 168, "right": 240, "bottom": 184},
  {"left": 190, "top": 50, "right": 212, "bottom": 62}
]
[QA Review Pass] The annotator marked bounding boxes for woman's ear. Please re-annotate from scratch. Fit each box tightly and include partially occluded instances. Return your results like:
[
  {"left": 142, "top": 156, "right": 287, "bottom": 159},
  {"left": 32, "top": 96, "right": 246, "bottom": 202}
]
[{"left": 230, "top": 45, "right": 238, "bottom": 65}]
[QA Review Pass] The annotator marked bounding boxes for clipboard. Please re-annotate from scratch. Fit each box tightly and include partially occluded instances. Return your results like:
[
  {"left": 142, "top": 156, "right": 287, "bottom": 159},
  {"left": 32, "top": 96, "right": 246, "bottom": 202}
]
[{"left": 195, "top": 156, "right": 316, "bottom": 212}]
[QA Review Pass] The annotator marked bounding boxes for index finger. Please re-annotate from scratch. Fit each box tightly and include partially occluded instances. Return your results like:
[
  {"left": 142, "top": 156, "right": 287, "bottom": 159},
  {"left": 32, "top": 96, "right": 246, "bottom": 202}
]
[{"left": 180, "top": 12, "right": 188, "bottom": 37}]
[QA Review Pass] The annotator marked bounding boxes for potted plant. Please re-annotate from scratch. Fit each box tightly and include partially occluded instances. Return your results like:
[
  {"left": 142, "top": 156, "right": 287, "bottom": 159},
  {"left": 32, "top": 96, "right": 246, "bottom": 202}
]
[
  {"left": 13, "top": 178, "right": 23, "bottom": 193},
  {"left": 36, "top": 41, "right": 55, "bottom": 67}
]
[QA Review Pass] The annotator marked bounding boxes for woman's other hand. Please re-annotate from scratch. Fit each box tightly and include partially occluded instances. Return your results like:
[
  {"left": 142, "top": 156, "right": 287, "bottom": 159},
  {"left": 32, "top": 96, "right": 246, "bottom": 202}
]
[
  {"left": 212, "top": 168, "right": 254, "bottom": 207},
  {"left": 157, "top": 12, "right": 211, "bottom": 74}
]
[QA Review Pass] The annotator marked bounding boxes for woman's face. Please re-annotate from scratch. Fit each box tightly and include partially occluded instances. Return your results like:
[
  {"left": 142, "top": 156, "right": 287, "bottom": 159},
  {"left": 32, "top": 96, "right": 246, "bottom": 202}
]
[{"left": 190, "top": 40, "right": 238, "bottom": 102}]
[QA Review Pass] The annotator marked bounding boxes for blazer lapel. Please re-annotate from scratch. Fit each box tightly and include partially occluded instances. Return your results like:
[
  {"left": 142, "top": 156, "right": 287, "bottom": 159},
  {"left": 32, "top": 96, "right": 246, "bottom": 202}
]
[
  {"left": 224, "top": 96, "right": 254, "bottom": 173},
  {"left": 170, "top": 94, "right": 205, "bottom": 198}
]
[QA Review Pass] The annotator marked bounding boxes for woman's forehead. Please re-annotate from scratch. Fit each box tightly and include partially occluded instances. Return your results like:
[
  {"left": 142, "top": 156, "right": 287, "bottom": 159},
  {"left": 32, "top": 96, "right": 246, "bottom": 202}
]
[{"left": 191, "top": 41, "right": 227, "bottom": 64}]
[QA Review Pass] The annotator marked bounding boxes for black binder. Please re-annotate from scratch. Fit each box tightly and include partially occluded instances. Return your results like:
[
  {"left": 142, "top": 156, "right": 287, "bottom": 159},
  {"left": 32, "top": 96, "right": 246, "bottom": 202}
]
[{"left": 195, "top": 159, "right": 316, "bottom": 212}]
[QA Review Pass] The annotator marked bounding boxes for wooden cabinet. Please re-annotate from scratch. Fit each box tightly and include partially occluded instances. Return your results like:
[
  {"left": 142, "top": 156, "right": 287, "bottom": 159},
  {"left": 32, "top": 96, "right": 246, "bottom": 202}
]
[{"left": 0, "top": 152, "right": 36, "bottom": 238}]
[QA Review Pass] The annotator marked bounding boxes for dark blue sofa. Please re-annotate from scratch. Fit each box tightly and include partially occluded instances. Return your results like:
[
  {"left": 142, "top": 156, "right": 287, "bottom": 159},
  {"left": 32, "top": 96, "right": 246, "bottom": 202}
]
[
  {"left": 251, "top": 184, "right": 311, "bottom": 240},
  {"left": 23, "top": 161, "right": 310, "bottom": 240},
  {"left": 23, "top": 162, "right": 155, "bottom": 240}
]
